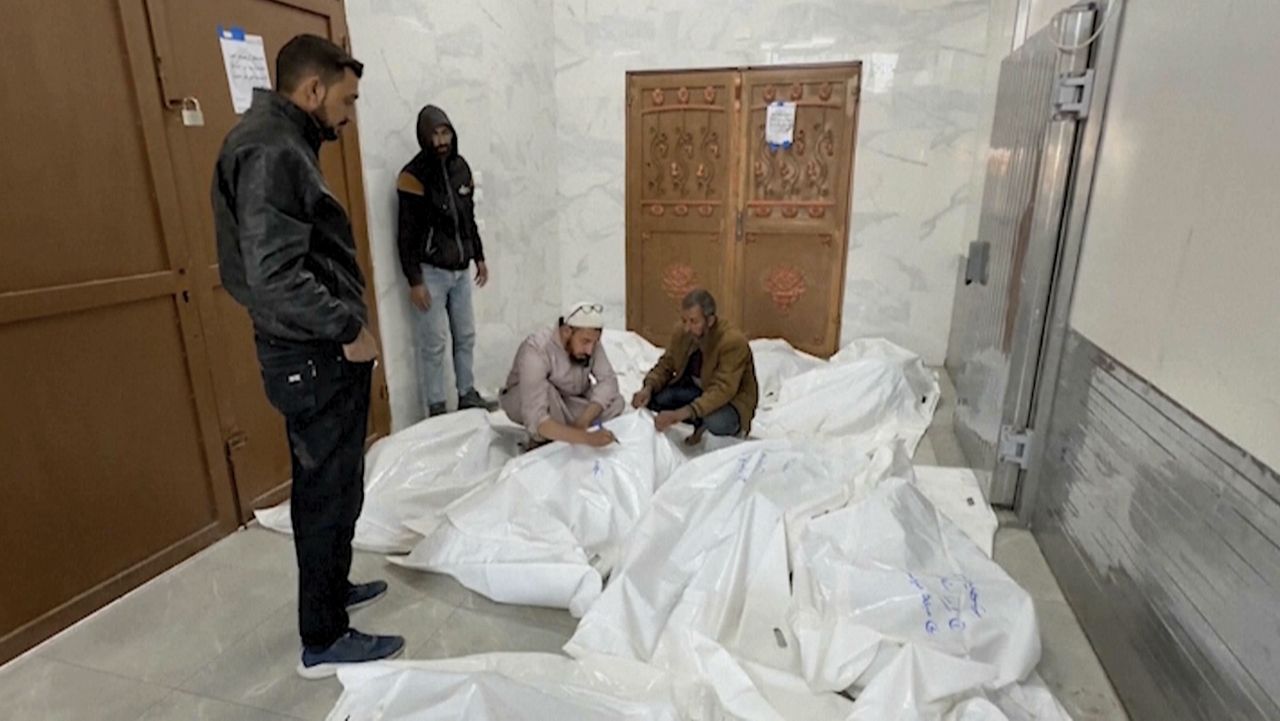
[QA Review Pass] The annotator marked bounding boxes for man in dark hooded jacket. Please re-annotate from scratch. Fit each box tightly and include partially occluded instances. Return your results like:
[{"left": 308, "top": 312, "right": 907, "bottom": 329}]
[{"left": 396, "top": 106, "right": 495, "bottom": 417}]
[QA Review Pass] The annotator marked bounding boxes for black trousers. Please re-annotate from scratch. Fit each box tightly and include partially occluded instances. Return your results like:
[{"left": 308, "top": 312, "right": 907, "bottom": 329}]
[
  {"left": 648, "top": 378, "right": 741, "bottom": 437},
  {"left": 257, "top": 339, "right": 372, "bottom": 649}
]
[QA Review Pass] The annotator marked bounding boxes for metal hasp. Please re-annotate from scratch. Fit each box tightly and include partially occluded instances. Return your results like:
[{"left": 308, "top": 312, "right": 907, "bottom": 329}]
[
  {"left": 998, "top": 426, "right": 1035, "bottom": 468},
  {"left": 1054, "top": 69, "right": 1095, "bottom": 118}
]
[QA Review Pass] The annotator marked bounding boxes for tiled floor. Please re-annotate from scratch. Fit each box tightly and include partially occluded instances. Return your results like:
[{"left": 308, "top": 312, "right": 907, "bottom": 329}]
[{"left": 0, "top": 371, "right": 1128, "bottom": 720}]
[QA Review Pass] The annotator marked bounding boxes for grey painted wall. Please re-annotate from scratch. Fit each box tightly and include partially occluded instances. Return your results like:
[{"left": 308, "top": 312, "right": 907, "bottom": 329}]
[{"left": 1033, "top": 331, "right": 1280, "bottom": 721}]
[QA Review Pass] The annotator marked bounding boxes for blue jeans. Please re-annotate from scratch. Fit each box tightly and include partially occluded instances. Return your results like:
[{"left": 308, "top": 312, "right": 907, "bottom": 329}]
[
  {"left": 414, "top": 265, "right": 476, "bottom": 408},
  {"left": 649, "top": 380, "right": 741, "bottom": 437}
]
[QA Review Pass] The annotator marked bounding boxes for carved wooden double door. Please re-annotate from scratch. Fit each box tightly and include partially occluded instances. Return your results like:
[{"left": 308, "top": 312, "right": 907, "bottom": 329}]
[{"left": 625, "top": 63, "right": 861, "bottom": 356}]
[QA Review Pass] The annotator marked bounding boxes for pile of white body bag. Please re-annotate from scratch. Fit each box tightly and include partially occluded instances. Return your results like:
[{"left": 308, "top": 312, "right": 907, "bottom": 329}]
[
  {"left": 255, "top": 331, "right": 945, "bottom": 559},
  {"left": 251, "top": 332, "right": 1067, "bottom": 719},
  {"left": 325, "top": 441, "right": 1068, "bottom": 721}
]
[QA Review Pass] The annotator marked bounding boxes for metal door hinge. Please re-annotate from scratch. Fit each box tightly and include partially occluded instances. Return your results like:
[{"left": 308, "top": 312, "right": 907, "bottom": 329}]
[
  {"left": 998, "top": 426, "right": 1035, "bottom": 469},
  {"left": 1054, "top": 69, "right": 1095, "bottom": 118},
  {"left": 964, "top": 240, "right": 990, "bottom": 286}
]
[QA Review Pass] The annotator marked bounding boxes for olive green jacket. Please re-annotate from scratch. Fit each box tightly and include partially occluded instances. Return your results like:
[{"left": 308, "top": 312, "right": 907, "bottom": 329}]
[{"left": 643, "top": 319, "right": 759, "bottom": 434}]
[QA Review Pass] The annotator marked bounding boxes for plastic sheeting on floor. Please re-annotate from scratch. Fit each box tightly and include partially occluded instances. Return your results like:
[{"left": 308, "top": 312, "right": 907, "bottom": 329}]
[
  {"left": 563, "top": 441, "right": 1062, "bottom": 721},
  {"left": 565, "top": 440, "right": 897, "bottom": 720},
  {"left": 790, "top": 476, "right": 1039, "bottom": 695},
  {"left": 255, "top": 409, "right": 521, "bottom": 553},
  {"left": 389, "top": 335, "right": 958, "bottom": 619},
  {"left": 252, "top": 331, "right": 660, "bottom": 552},
  {"left": 751, "top": 338, "right": 941, "bottom": 456},
  {"left": 323, "top": 440, "right": 1066, "bottom": 721},
  {"left": 252, "top": 334, "right": 944, "bottom": 556},
  {"left": 602, "top": 329, "right": 665, "bottom": 403},
  {"left": 912, "top": 466, "right": 999, "bottom": 558},
  {"left": 750, "top": 338, "right": 825, "bottom": 405},
  {"left": 393, "top": 412, "right": 686, "bottom": 616}
]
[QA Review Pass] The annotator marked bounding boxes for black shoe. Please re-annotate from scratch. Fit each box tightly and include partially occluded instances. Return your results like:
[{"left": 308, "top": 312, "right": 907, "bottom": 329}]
[
  {"left": 458, "top": 389, "right": 497, "bottom": 411},
  {"left": 346, "top": 580, "right": 389, "bottom": 611},
  {"left": 297, "top": 629, "right": 405, "bottom": 680},
  {"left": 428, "top": 402, "right": 448, "bottom": 417}
]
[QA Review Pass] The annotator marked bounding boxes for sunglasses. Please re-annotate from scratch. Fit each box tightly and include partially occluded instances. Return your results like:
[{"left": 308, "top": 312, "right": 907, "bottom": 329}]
[{"left": 566, "top": 303, "right": 604, "bottom": 321}]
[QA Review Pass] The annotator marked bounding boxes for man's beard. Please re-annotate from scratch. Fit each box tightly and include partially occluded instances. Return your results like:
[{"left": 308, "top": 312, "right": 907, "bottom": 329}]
[
  {"left": 570, "top": 353, "right": 591, "bottom": 367},
  {"left": 312, "top": 108, "right": 341, "bottom": 141}
]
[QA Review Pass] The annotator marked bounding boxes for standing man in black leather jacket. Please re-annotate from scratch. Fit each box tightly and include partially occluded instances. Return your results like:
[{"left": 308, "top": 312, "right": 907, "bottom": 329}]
[
  {"left": 396, "top": 105, "right": 496, "bottom": 417},
  {"left": 211, "top": 34, "right": 403, "bottom": 679}
]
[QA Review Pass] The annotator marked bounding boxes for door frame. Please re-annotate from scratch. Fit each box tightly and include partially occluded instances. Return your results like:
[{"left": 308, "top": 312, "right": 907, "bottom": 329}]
[
  {"left": 983, "top": 7, "right": 1097, "bottom": 506},
  {"left": 1016, "top": 0, "right": 1127, "bottom": 524},
  {"left": 625, "top": 61, "right": 859, "bottom": 356},
  {"left": 145, "top": 0, "right": 390, "bottom": 520}
]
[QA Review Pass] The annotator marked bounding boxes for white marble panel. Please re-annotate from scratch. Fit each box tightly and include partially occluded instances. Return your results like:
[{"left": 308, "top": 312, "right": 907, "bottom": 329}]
[
  {"left": 555, "top": 0, "right": 994, "bottom": 364},
  {"left": 348, "top": 0, "right": 559, "bottom": 428},
  {"left": 348, "top": 0, "right": 1006, "bottom": 424}
]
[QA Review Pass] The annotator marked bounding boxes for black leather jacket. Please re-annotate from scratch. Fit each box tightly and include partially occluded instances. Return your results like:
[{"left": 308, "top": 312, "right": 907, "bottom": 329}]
[{"left": 212, "top": 89, "right": 367, "bottom": 347}]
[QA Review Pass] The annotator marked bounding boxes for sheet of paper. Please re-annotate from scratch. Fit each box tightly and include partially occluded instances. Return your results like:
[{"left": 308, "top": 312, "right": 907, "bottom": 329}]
[
  {"left": 218, "top": 28, "right": 272, "bottom": 115},
  {"left": 765, "top": 101, "right": 797, "bottom": 147}
]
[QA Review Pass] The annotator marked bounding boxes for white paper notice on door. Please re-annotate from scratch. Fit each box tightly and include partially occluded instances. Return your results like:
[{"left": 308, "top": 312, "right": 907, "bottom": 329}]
[
  {"left": 765, "top": 101, "right": 797, "bottom": 148},
  {"left": 218, "top": 26, "right": 272, "bottom": 114}
]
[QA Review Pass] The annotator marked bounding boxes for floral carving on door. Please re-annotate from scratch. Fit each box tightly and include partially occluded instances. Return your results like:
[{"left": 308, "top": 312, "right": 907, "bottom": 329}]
[
  {"left": 762, "top": 265, "right": 807, "bottom": 312},
  {"left": 662, "top": 263, "right": 699, "bottom": 300}
]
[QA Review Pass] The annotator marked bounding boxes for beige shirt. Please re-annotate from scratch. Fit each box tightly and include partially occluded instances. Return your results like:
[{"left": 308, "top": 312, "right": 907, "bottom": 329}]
[{"left": 502, "top": 326, "right": 621, "bottom": 434}]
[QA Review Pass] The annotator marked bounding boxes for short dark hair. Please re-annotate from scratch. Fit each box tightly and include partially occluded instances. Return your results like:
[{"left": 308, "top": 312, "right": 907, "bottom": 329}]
[
  {"left": 682, "top": 289, "right": 717, "bottom": 317},
  {"left": 276, "top": 34, "right": 363, "bottom": 93}
]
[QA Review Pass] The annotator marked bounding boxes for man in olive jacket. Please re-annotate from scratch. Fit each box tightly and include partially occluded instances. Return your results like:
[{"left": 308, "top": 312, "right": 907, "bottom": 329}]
[{"left": 631, "top": 289, "right": 758, "bottom": 443}]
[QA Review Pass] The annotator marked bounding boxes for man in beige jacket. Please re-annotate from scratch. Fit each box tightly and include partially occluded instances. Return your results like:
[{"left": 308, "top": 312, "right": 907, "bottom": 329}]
[{"left": 500, "top": 302, "right": 624, "bottom": 447}]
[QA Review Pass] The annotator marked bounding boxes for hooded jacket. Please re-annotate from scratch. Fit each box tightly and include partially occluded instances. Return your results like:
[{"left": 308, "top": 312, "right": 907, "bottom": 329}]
[
  {"left": 396, "top": 105, "right": 485, "bottom": 283},
  {"left": 212, "top": 88, "right": 367, "bottom": 347}
]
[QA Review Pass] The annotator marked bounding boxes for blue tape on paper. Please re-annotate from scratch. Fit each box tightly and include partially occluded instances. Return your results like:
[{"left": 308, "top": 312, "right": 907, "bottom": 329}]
[{"left": 217, "top": 25, "right": 246, "bottom": 41}]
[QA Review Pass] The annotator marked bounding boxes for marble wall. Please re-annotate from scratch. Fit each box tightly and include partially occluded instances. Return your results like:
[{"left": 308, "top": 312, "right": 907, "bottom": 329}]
[
  {"left": 349, "top": 0, "right": 1004, "bottom": 427},
  {"left": 347, "top": 0, "right": 560, "bottom": 429},
  {"left": 554, "top": 0, "right": 994, "bottom": 364}
]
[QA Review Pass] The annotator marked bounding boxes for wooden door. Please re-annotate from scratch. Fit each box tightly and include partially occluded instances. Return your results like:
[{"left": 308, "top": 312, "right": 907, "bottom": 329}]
[
  {"left": 735, "top": 65, "right": 860, "bottom": 356},
  {"left": 0, "top": 0, "right": 239, "bottom": 663},
  {"left": 625, "top": 63, "right": 859, "bottom": 356},
  {"left": 625, "top": 70, "right": 741, "bottom": 343},
  {"left": 148, "top": 0, "right": 391, "bottom": 519}
]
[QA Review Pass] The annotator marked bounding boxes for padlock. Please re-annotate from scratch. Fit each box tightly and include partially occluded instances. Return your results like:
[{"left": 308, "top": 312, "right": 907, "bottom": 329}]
[{"left": 180, "top": 97, "right": 205, "bottom": 127}]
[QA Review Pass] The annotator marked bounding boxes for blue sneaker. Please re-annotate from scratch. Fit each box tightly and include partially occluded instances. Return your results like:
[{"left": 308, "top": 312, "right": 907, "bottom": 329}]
[
  {"left": 346, "top": 580, "right": 389, "bottom": 611},
  {"left": 297, "top": 629, "right": 405, "bottom": 679}
]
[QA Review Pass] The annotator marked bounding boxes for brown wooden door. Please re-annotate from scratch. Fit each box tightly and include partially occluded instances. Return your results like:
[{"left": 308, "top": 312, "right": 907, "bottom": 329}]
[
  {"left": 0, "top": 0, "right": 239, "bottom": 663},
  {"left": 736, "top": 65, "right": 860, "bottom": 356},
  {"left": 625, "top": 63, "right": 860, "bottom": 357},
  {"left": 625, "top": 70, "right": 741, "bottom": 343},
  {"left": 147, "top": 0, "right": 391, "bottom": 519}
]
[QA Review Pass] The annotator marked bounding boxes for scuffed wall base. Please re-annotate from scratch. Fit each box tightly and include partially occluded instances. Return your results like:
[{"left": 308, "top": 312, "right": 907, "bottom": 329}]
[{"left": 1033, "top": 331, "right": 1280, "bottom": 721}]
